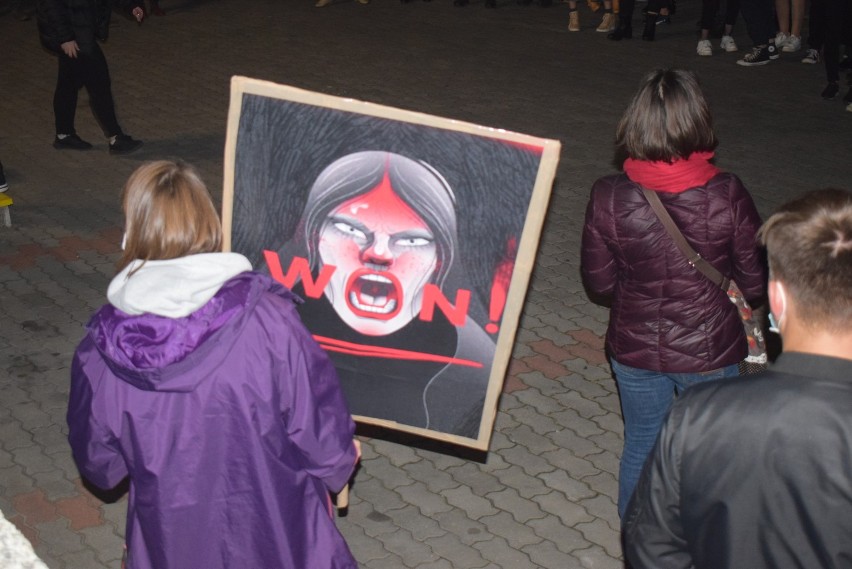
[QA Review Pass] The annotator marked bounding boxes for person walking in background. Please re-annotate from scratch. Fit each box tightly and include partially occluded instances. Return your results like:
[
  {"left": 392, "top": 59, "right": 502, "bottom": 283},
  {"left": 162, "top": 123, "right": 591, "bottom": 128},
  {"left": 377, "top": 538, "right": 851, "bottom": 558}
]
[
  {"left": 697, "top": 0, "right": 740, "bottom": 55},
  {"left": 67, "top": 161, "right": 361, "bottom": 569},
  {"left": 736, "top": 0, "right": 780, "bottom": 64},
  {"left": 624, "top": 188, "right": 852, "bottom": 569},
  {"left": 0, "top": 161, "right": 7, "bottom": 192},
  {"left": 581, "top": 68, "right": 766, "bottom": 517},
  {"left": 36, "top": 0, "right": 145, "bottom": 154}
]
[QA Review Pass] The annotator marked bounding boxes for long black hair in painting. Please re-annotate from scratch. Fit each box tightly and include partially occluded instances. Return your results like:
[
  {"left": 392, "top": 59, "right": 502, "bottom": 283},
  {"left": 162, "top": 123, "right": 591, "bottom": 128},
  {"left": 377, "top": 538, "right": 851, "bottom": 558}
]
[{"left": 232, "top": 93, "right": 543, "bottom": 326}]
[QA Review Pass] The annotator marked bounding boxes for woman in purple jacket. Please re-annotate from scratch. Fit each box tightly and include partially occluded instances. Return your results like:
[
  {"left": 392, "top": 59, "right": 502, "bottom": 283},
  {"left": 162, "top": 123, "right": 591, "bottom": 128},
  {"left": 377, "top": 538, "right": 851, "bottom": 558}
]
[
  {"left": 68, "top": 160, "right": 360, "bottom": 569},
  {"left": 581, "top": 69, "right": 765, "bottom": 518}
]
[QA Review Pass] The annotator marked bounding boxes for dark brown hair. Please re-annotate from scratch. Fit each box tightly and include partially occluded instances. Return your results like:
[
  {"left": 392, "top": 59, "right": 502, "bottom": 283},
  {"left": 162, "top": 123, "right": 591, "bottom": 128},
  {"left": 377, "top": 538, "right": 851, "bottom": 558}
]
[
  {"left": 616, "top": 68, "right": 718, "bottom": 163},
  {"left": 759, "top": 188, "right": 852, "bottom": 330},
  {"left": 117, "top": 161, "right": 222, "bottom": 273}
]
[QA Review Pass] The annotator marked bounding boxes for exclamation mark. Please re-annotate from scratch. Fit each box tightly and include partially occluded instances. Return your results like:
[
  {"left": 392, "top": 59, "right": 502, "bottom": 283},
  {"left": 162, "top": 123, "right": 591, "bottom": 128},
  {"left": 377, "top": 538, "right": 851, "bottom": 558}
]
[{"left": 486, "top": 238, "right": 516, "bottom": 335}]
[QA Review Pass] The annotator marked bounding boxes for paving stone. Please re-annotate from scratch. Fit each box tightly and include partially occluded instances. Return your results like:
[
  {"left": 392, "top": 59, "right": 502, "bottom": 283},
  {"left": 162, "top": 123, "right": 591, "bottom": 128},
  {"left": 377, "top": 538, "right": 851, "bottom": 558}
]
[
  {"left": 490, "top": 465, "right": 551, "bottom": 500},
  {"left": 474, "top": 535, "right": 538, "bottom": 569},
  {"left": 574, "top": 515, "right": 622, "bottom": 557},
  {"left": 425, "top": 532, "right": 492, "bottom": 569},
  {"left": 485, "top": 488, "right": 545, "bottom": 524},
  {"left": 527, "top": 515, "right": 592, "bottom": 554},
  {"left": 574, "top": 544, "right": 626, "bottom": 569},
  {"left": 479, "top": 510, "right": 542, "bottom": 549},
  {"left": 385, "top": 505, "right": 445, "bottom": 541},
  {"left": 432, "top": 510, "right": 493, "bottom": 546},
  {"left": 373, "top": 526, "right": 436, "bottom": 568},
  {"left": 444, "top": 462, "right": 503, "bottom": 497},
  {"left": 396, "top": 481, "right": 453, "bottom": 517},
  {"left": 443, "top": 487, "right": 499, "bottom": 520},
  {"left": 524, "top": 539, "right": 588, "bottom": 569}
]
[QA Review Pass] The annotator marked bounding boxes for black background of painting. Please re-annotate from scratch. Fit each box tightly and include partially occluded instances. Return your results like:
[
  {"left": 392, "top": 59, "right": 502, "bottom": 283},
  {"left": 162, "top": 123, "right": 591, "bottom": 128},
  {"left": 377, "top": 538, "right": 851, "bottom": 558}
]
[{"left": 232, "top": 93, "right": 543, "bottom": 325}]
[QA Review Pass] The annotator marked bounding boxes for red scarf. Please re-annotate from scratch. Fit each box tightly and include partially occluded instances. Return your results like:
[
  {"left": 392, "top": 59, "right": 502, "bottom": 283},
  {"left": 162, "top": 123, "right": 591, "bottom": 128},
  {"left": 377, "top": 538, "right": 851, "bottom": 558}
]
[{"left": 623, "top": 151, "right": 720, "bottom": 193}]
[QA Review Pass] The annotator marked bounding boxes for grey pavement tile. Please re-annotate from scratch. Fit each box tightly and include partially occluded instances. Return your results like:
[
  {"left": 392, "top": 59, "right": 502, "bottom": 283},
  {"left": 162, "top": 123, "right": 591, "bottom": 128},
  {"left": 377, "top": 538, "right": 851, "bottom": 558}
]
[
  {"left": 574, "top": 544, "right": 626, "bottom": 569},
  {"left": 585, "top": 450, "right": 620, "bottom": 477},
  {"left": 511, "top": 387, "right": 568, "bottom": 415},
  {"left": 444, "top": 462, "right": 504, "bottom": 497},
  {"left": 550, "top": 408, "right": 606, "bottom": 438},
  {"left": 504, "top": 424, "right": 559, "bottom": 455},
  {"left": 60, "top": 548, "right": 109, "bottom": 569},
  {"left": 396, "top": 481, "right": 453, "bottom": 517},
  {"left": 0, "top": 464, "right": 36, "bottom": 496},
  {"left": 505, "top": 405, "right": 562, "bottom": 437},
  {"left": 478, "top": 510, "right": 542, "bottom": 549},
  {"left": 402, "top": 460, "right": 460, "bottom": 494},
  {"left": 527, "top": 515, "right": 591, "bottom": 554},
  {"left": 538, "top": 470, "right": 596, "bottom": 502},
  {"left": 588, "top": 430, "right": 624, "bottom": 456},
  {"left": 385, "top": 505, "right": 445, "bottom": 542},
  {"left": 485, "top": 487, "right": 545, "bottom": 525},
  {"left": 575, "top": 516, "right": 622, "bottom": 557},
  {"left": 432, "top": 510, "right": 493, "bottom": 547},
  {"left": 34, "top": 518, "right": 85, "bottom": 558},
  {"left": 490, "top": 465, "right": 551, "bottom": 500},
  {"left": 352, "top": 477, "right": 408, "bottom": 516},
  {"left": 341, "top": 499, "right": 397, "bottom": 538},
  {"left": 424, "top": 532, "right": 491, "bottom": 569},
  {"left": 31, "top": 470, "right": 78, "bottom": 502},
  {"left": 515, "top": 371, "right": 571, "bottom": 398},
  {"left": 547, "top": 426, "right": 607, "bottom": 459},
  {"left": 442, "top": 486, "right": 499, "bottom": 520},
  {"left": 361, "top": 552, "right": 406, "bottom": 569},
  {"left": 474, "top": 535, "right": 539, "bottom": 569},
  {"left": 582, "top": 471, "right": 619, "bottom": 505},
  {"left": 360, "top": 455, "right": 417, "bottom": 491},
  {"left": 372, "top": 526, "right": 436, "bottom": 568},
  {"left": 533, "top": 491, "right": 595, "bottom": 528},
  {"left": 524, "top": 539, "right": 588, "bottom": 569},
  {"left": 498, "top": 445, "right": 556, "bottom": 478},
  {"left": 336, "top": 517, "right": 394, "bottom": 560}
]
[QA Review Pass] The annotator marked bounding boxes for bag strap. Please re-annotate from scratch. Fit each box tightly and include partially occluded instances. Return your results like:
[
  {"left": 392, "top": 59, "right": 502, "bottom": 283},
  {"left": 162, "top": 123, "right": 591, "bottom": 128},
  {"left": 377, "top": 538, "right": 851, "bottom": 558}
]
[{"left": 641, "top": 188, "right": 730, "bottom": 291}]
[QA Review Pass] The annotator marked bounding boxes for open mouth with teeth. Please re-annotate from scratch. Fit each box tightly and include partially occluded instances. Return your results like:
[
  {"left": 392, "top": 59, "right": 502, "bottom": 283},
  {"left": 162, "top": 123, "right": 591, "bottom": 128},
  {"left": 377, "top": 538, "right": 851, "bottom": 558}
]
[{"left": 345, "top": 269, "right": 403, "bottom": 320}]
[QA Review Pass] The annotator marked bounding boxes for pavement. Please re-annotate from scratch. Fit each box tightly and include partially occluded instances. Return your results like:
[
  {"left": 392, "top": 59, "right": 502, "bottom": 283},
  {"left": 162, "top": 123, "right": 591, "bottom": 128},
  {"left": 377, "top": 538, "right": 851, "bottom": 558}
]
[{"left": 0, "top": 1, "right": 849, "bottom": 568}]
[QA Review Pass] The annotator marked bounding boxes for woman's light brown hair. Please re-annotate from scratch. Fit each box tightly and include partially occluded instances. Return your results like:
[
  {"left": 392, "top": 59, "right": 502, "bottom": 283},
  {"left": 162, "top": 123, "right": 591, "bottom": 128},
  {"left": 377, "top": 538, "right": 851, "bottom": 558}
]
[
  {"left": 117, "top": 160, "right": 222, "bottom": 273},
  {"left": 616, "top": 68, "right": 718, "bottom": 163}
]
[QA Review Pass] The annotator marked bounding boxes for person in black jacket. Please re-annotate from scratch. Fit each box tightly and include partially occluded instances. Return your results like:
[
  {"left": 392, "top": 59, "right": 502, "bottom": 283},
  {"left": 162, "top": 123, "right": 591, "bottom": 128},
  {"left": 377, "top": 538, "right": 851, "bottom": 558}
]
[
  {"left": 36, "top": 0, "right": 145, "bottom": 154},
  {"left": 623, "top": 188, "right": 852, "bottom": 569}
]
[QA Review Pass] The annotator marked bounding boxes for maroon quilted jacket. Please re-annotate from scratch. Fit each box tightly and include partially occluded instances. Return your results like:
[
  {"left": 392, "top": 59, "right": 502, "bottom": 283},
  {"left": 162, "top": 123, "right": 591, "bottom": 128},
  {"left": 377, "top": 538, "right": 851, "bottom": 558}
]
[{"left": 581, "top": 172, "right": 766, "bottom": 373}]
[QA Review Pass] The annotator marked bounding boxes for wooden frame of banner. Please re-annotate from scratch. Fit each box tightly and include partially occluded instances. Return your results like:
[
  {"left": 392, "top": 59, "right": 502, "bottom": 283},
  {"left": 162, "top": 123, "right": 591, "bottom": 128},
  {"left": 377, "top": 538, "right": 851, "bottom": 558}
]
[{"left": 222, "top": 76, "right": 560, "bottom": 451}]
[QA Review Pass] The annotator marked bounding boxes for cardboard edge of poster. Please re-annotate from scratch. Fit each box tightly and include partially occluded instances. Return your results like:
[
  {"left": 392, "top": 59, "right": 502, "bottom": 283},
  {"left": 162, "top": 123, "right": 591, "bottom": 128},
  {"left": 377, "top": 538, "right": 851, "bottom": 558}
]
[
  {"left": 221, "top": 75, "right": 564, "bottom": 452},
  {"left": 472, "top": 140, "right": 562, "bottom": 450}
]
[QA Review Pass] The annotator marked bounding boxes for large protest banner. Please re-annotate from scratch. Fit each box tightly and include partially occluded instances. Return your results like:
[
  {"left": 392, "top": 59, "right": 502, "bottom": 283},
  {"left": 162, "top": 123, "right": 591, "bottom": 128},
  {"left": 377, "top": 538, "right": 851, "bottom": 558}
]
[{"left": 222, "top": 77, "right": 560, "bottom": 450}]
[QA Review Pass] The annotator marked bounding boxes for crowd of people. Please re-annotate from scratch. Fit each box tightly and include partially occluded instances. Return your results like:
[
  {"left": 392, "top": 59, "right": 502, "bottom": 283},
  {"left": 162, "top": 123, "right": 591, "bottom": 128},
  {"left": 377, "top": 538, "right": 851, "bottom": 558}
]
[{"left": 314, "top": 0, "right": 852, "bottom": 110}]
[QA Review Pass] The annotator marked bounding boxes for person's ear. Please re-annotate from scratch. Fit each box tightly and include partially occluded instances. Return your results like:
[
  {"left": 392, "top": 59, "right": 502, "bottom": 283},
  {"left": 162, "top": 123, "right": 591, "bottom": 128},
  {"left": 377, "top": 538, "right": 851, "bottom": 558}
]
[{"left": 768, "top": 280, "right": 783, "bottom": 317}]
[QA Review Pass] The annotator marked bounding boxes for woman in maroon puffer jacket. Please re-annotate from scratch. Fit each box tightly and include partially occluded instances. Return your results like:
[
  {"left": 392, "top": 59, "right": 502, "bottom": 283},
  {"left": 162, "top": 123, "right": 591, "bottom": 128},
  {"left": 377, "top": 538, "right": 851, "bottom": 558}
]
[{"left": 581, "top": 68, "right": 766, "bottom": 518}]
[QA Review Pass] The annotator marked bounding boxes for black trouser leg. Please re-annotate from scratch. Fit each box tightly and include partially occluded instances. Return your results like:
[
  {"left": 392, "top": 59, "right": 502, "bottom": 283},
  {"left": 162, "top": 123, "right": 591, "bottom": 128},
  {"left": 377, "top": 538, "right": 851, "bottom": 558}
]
[
  {"left": 739, "top": 0, "right": 775, "bottom": 45},
  {"left": 54, "top": 53, "right": 81, "bottom": 135},
  {"left": 81, "top": 44, "right": 123, "bottom": 138}
]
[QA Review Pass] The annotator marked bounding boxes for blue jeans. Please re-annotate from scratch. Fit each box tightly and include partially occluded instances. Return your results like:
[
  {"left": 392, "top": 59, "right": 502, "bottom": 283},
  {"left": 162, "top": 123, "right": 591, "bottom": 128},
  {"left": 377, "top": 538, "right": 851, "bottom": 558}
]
[{"left": 611, "top": 359, "right": 739, "bottom": 518}]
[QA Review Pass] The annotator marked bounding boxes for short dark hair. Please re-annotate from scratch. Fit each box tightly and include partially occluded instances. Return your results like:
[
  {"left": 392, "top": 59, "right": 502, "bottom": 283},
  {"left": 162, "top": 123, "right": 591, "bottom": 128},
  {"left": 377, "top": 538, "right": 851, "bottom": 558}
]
[
  {"left": 759, "top": 188, "right": 852, "bottom": 331},
  {"left": 616, "top": 68, "right": 718, "bottom": 163}
]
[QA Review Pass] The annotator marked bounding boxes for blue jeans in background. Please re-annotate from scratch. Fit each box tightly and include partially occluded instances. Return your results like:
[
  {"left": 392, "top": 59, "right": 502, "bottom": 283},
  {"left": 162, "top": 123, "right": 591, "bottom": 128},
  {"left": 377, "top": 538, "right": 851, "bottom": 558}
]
[{"left": 611, "top": 359, "right": 740, "bottom": 518}]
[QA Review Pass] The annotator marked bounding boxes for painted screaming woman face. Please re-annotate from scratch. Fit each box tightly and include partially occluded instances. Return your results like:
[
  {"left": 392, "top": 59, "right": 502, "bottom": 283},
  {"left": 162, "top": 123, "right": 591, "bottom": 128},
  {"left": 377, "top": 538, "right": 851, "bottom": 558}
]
[{"left": 318, "top": 173, "right": 438, "bottom": 336}]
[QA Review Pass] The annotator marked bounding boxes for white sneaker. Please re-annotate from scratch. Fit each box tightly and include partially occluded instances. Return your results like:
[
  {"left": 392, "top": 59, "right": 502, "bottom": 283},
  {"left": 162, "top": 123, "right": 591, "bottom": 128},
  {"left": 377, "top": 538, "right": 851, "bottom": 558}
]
[
  {"left": 782, "top": 34, "right": 801, "bottom": 52},
  {"left": 720, "top": 35, "right": 738, "bottom": 52},
  {"left": 775, "top": 31, "right": 789, "bottom": 48},
  {"left": 697, "top": 39, "right": 713, "bottom": 56}
]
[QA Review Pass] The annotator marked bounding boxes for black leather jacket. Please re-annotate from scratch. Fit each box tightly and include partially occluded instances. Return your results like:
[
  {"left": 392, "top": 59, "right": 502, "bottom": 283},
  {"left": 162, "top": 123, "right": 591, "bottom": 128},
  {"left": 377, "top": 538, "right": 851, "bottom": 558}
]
[
  {"left": 37, "top": 0, "right": 141, "bottom": 54},
  {"left": 624, "top": 352, "right": 852, "bottom": 569}
]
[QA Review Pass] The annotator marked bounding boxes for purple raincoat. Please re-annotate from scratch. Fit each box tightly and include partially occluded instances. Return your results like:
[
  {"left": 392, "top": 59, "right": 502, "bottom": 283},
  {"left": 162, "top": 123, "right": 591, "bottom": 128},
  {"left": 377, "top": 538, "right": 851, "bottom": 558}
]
[{"left": 68, "top": 271, "right": 358, "bottom": 569}]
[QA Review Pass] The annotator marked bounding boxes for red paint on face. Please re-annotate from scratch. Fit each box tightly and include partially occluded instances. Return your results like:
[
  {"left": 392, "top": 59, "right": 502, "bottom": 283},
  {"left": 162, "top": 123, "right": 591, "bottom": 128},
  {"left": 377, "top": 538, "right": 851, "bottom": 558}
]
[{"left": 318, "top": 173, "right": 438, "bottom": 336}]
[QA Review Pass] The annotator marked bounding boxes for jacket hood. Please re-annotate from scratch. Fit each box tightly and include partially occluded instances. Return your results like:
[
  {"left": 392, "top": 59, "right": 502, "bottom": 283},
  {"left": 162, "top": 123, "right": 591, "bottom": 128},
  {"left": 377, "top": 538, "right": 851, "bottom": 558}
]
[{"left": 88, "top": 264, "right": 299, "bottom": 393}]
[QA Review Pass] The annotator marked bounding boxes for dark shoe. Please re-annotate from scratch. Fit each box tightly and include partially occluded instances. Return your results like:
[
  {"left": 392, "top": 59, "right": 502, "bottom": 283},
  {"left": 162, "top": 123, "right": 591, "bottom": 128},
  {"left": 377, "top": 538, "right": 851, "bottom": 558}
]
[
  {"left": 53, "top": 134, "right": 93, "bottom": 150},
  {"left": 821, "top": 82, "right": 840, "bottom": 99},
  {"left": 642, "top": 14, "right": 656, "bottom": 40},
  {"left": 109, "top": 134, "right": 143, "bottom": 155},
  {"left": 608, "top": 25, "right": 632, "bottom": 40},
  {"left": 736, "top": 44, "right": 774, "bottom": 66}
]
